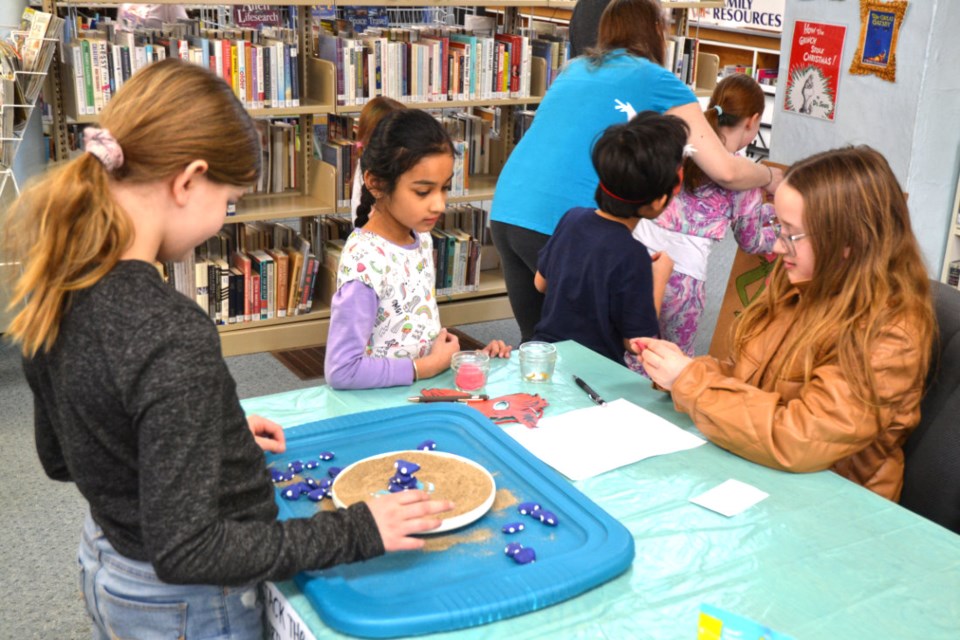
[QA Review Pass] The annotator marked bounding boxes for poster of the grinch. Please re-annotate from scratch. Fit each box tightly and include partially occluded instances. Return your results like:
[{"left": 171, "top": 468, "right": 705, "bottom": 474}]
[
  {"left": 783, "top": 21, "right": 846, "bottom": 121},
  {"left": 849, "top": 0, "right": 908, "bottom": 81}
]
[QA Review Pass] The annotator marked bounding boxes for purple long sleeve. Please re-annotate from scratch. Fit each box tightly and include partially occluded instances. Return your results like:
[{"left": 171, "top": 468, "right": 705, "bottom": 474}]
[{"left": 324, "top": 280, "right": 416, "bottom": 389}]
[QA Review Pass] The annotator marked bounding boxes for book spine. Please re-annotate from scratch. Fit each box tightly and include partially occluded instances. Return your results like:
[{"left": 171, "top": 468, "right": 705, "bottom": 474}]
[
  {"left": 249, "top": 45, "right": 259, "bottom": 108},
  {"left": 88, "top": 40, "right": 102, "bottom": 113},
  {"left": 303, "top": 257, "right": 320, "bottom": 312},
  {"left": 219, "top": 263, "right": 230, "bottom": 324},
  {"left": 284, "top": 43, "right": 293, "bottom": 108},
  {"left": 252, "top": 272, "right": 261, "bottom": 319},
  {"left": 299, "top": 256, "right": 317, "bottom": 314},
  {"left": 262, "top": 46, "right": 272, "bottom": 108},
  {"left": 289, "top": 42, "right": 300, "bottom": 107},
  {"left": 221, "top": 39, "right": 232, "bottom": 84}
]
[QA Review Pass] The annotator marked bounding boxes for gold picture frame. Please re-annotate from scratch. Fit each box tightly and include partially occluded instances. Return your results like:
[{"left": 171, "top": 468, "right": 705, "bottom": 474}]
[{"left": 849, "top": 0, "right": 908, "bottom": 82}]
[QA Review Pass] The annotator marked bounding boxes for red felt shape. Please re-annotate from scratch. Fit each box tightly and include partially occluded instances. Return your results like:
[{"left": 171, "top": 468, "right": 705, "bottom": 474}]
[{"left": 420, "top": 388, "right": 548, "bottom": 429}]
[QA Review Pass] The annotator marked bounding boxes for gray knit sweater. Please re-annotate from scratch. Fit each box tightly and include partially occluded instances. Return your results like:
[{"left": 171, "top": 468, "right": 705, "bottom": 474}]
[{"left": 23, "top": 260, "right": 383, "bottom": 585}]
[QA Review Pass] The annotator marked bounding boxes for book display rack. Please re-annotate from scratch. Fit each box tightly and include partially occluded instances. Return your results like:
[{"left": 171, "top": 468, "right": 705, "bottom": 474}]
[{"left": 1, "top": 8, "right": 66, "bottom": 332}]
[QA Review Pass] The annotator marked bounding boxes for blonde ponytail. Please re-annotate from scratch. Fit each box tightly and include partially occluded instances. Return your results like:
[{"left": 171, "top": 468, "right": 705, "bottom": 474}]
[{"left": 5, "top": 155, "right": 133, "bottom": 356}]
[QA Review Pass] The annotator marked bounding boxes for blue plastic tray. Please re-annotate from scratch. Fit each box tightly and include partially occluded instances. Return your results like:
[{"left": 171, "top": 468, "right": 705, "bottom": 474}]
[{"left": 267, "top": 404, "right": 634, "bottom": 638}]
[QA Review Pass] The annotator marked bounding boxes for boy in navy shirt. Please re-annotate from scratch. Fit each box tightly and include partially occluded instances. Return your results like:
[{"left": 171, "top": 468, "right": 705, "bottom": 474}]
[{"left": 532, "top": 112, "right": 688, "bottom": 363}]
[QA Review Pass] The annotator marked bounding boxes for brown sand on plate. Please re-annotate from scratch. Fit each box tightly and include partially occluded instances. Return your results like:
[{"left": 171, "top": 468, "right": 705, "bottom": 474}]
[{"left": 333, "top": 451, "right": 494, "bottom": 520}]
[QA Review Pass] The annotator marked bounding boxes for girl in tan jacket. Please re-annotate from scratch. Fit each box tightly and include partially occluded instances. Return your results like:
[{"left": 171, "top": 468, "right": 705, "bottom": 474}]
[{"left": 635, "top": 146, "right": 935, "bottom": 501}]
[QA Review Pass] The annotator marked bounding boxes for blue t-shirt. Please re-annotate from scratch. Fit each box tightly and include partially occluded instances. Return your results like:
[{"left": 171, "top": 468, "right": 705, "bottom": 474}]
[
  {"left": 532, "top": 207, "right": 660, "bottom": 363},
  {"left": 491, "top": 51, "right": 695, "bottom": 236}
]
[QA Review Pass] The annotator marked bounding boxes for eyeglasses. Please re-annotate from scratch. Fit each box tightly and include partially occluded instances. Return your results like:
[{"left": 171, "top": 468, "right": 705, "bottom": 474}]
[{"left": 772, "top": 222, "right": 808, "bottom": 257}]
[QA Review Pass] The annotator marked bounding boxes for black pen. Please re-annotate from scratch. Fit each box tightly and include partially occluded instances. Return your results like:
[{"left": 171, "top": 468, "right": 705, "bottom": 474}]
[
  {"left": 407, "top": 394, "right": 489, "bottom": 403},
  {"left": 572, "top": 375, "right": 607, "bottom": 406}
]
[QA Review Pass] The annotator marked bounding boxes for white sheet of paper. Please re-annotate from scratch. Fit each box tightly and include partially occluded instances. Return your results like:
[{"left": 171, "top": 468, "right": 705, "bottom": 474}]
[
  {"left": 502, "top": 398, "right": 705, "bottom": 481},
  {"left": 689, "top": 479, "right": 769, "bottom": 517}
]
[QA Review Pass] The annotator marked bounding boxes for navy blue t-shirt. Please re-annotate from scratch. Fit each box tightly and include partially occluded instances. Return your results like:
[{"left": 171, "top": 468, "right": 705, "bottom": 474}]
[{"left": 532, "top": 207, "right": 660, "bottom": 363}]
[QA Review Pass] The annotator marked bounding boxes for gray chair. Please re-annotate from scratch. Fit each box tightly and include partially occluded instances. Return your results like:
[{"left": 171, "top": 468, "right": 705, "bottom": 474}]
[{"left": 900, "top": 280, "right": 960, "bottom": 533}]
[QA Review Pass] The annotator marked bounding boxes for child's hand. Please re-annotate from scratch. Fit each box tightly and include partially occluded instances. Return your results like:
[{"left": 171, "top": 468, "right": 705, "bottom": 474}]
[
  {"left": 639, "top": 338, "right": 692, "bottom": 391},
  {"left": 415, "top": 328, "right": 460, "bottom": 379},
  {"left": 431, "top": 328, "right": 460, "bottom": 365},
  {"left": 247, "top": 415, "right": 286, "bottom": 453},
  {"left": 764, "top": 165, "right": 784, "bottom": 195},
  {"left": 482, "top": 340, "right": 512, "bottom": 358},
  {"left": 366, "top": 490, "right": 455, "bottom": 551},
  {"left": 627, "top": 337, "right": 648, "bottom": 355},
  {"left": 650, "top": 250, "right": 674, "bottom": 273}
]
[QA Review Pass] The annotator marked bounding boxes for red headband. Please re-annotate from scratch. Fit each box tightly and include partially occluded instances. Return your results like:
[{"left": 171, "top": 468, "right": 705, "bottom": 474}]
[{"left": 599, "top": 181, "right": 647, "bottom": 204}]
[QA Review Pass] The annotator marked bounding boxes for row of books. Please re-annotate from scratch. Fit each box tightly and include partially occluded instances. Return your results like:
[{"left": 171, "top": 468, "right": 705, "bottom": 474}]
[
  {"left": 316, "top": 26, "right": 537, "bottom": 106},
  {"left": 315, "top": 204, "right": 494, "bottom": 301},
  {"left": 165, "top": 222, "right": 324, "bottom": 325},
  {"left": 666, "top": 35, "right": 700, "bottom": 89},
  {"left": 314, "top": 108, "right": 494, "bottom": 208},
  {"left": 64, "top": 21, "right": 301, "bottom": 117},
  {"left": 253, "top": 118, "right": 301, "bottom": 195},
  {"left": 429, "top": 204, "right": 494, "bottom": 296},
  {"left": 719, "top": 66, "right": 779, "bottom": 87},
  {"left": 167, "top": 202, "right": 498, "bottom": 319}
]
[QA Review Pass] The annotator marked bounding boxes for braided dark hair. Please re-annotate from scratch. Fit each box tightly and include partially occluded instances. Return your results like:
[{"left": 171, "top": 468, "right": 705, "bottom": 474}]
[{"left": 355, "top": 109, "right": 456, "bottom": 228}]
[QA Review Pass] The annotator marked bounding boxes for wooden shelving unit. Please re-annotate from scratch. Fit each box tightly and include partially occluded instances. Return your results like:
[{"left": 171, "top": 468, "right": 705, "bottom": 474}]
[{"left": 44, "top": 0, "right": 555, "bottom": 356}]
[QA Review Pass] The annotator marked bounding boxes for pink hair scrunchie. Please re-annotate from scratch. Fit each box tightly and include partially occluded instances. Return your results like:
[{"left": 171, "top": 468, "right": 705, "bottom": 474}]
[{"left": 84, "top": 127, "right": 124, "bottom": 172}]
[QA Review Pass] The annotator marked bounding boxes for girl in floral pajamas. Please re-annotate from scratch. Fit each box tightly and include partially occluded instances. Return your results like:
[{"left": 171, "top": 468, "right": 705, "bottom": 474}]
[{"left": 628, "top": 74, "right": 777, "bottom": 369}]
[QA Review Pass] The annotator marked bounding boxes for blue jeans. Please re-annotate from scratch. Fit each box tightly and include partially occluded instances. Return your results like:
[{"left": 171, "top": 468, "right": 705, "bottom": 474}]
[{"left": 78, "top": 511, "right": 264, "bottom": 639}]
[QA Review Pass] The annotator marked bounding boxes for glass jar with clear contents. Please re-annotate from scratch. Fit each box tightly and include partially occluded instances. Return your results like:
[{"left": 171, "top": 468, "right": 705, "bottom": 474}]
[
  {"left": 451, "top": 351, "right": 490, "bottom": 393},
  {"left": 519, "top": 341, "right": 557, "bottom": 383}
]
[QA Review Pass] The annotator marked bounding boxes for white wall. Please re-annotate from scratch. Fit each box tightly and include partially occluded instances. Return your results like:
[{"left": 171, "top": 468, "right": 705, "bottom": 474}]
[{"left": 770, "top": 0, "right": 960, "bottom": 274}]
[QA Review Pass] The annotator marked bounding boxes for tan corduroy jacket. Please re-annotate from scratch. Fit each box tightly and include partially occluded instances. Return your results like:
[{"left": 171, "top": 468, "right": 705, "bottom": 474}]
[{"left": 672, "top": 287, "right": 928, "bottom": 501}]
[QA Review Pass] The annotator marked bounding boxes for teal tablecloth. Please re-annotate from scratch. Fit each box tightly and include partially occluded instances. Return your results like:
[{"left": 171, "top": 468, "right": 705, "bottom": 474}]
[{"left": 242, "top": 341, "right": 960, "bottom": 639}]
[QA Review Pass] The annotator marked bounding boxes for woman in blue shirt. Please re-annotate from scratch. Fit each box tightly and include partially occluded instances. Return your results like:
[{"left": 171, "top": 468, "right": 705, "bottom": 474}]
[{"left": 491, "top": 0, "right": 782, "bottom": 341}]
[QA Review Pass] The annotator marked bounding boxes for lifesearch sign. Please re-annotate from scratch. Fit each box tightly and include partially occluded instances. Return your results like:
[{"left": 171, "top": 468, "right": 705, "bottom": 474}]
[{"left": 690, "top": 0, "right": 785, "bottom": 33}]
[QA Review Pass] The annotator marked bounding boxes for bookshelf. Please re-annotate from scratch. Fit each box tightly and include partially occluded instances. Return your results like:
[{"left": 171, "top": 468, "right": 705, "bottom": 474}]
[
  {"left": 43, "top": 0, "right": 560, "bottom": 356},
  {"left": 939, "top": 165, "right": 960, "bottom": 287}
]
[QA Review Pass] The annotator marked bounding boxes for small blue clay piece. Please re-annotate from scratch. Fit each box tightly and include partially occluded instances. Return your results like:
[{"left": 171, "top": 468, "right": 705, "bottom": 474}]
[
  {"left": 281, "top": 485, "right": 304, "bottom": 500},
  {"left": 327, "top": 466, "right": 342, "bottom": 478},
  {"left": 303, "top": 477, "right": 320, "bottom": 490},
  {"left": 417, "top": 439, "right": 437, "bottom": 451},
  {"left": 394, "top": 459, "right": 421, "bottom": 476},
  {"left": 512, "top": 547, "right": 537, "bottom": 565},
  {"left": 319, "top": 478, "right": 333, "bottom": 491},
  {"left": 280, "top": 470, "right": 296, "bottom": 482},
  {"left": 270, "top": 468, "right": 286, "bottom": 483},
  {"left": 501, "top": 522, "right": 525, "bottom": 534},
  {"left": 389, "top": 474, "right": 418, "bottom": 488},
  {"left": 306, "top": 489, "right": 327, "bottom": 502},
  {"left": 517, "top": 502, "right": 542, "bottom": 516},
  {"left": 304, "top": 460, "right": 320, "bottom": 470},
  {"left": 319, "top": 452, "right": 335, "bottom": 461},
  {"left": 504, "top": 542, "right": 524, "bottom": 557},
  {"left": 388, "top": 484, "right": 408, "bottom": 493},
  {"left": 287, "top": 460, "right": 304, "bottom": 473},
  {"left": 537, "top": 510, "right": 558, "bottom": 526}
]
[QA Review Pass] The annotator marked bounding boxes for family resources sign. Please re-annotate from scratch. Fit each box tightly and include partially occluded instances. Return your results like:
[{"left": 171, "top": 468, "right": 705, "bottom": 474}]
[{"left": 690, "top": 0, "right": 785, "bottom": 33}]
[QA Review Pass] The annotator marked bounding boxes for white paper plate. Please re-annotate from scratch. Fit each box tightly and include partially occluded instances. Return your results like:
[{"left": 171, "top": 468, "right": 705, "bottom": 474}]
[{"left": 331, "top": 450, "right": 496, "bottom": 534}]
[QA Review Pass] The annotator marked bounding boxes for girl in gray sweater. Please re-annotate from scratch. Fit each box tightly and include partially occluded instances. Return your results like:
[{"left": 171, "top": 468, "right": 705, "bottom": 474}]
[{"left": 5, "top": 58, "right": 451, "bottom": 639}]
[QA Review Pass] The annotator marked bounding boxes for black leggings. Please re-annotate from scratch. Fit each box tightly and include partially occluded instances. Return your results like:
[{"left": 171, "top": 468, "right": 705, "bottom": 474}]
[{"left": 491, "top": 220, "right": 550, "bottom": 343}]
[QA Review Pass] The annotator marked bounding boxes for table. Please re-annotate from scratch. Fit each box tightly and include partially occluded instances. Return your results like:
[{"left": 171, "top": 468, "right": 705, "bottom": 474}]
[{"left": 242, "top": 341, "right": 960, "bottom": 639}]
